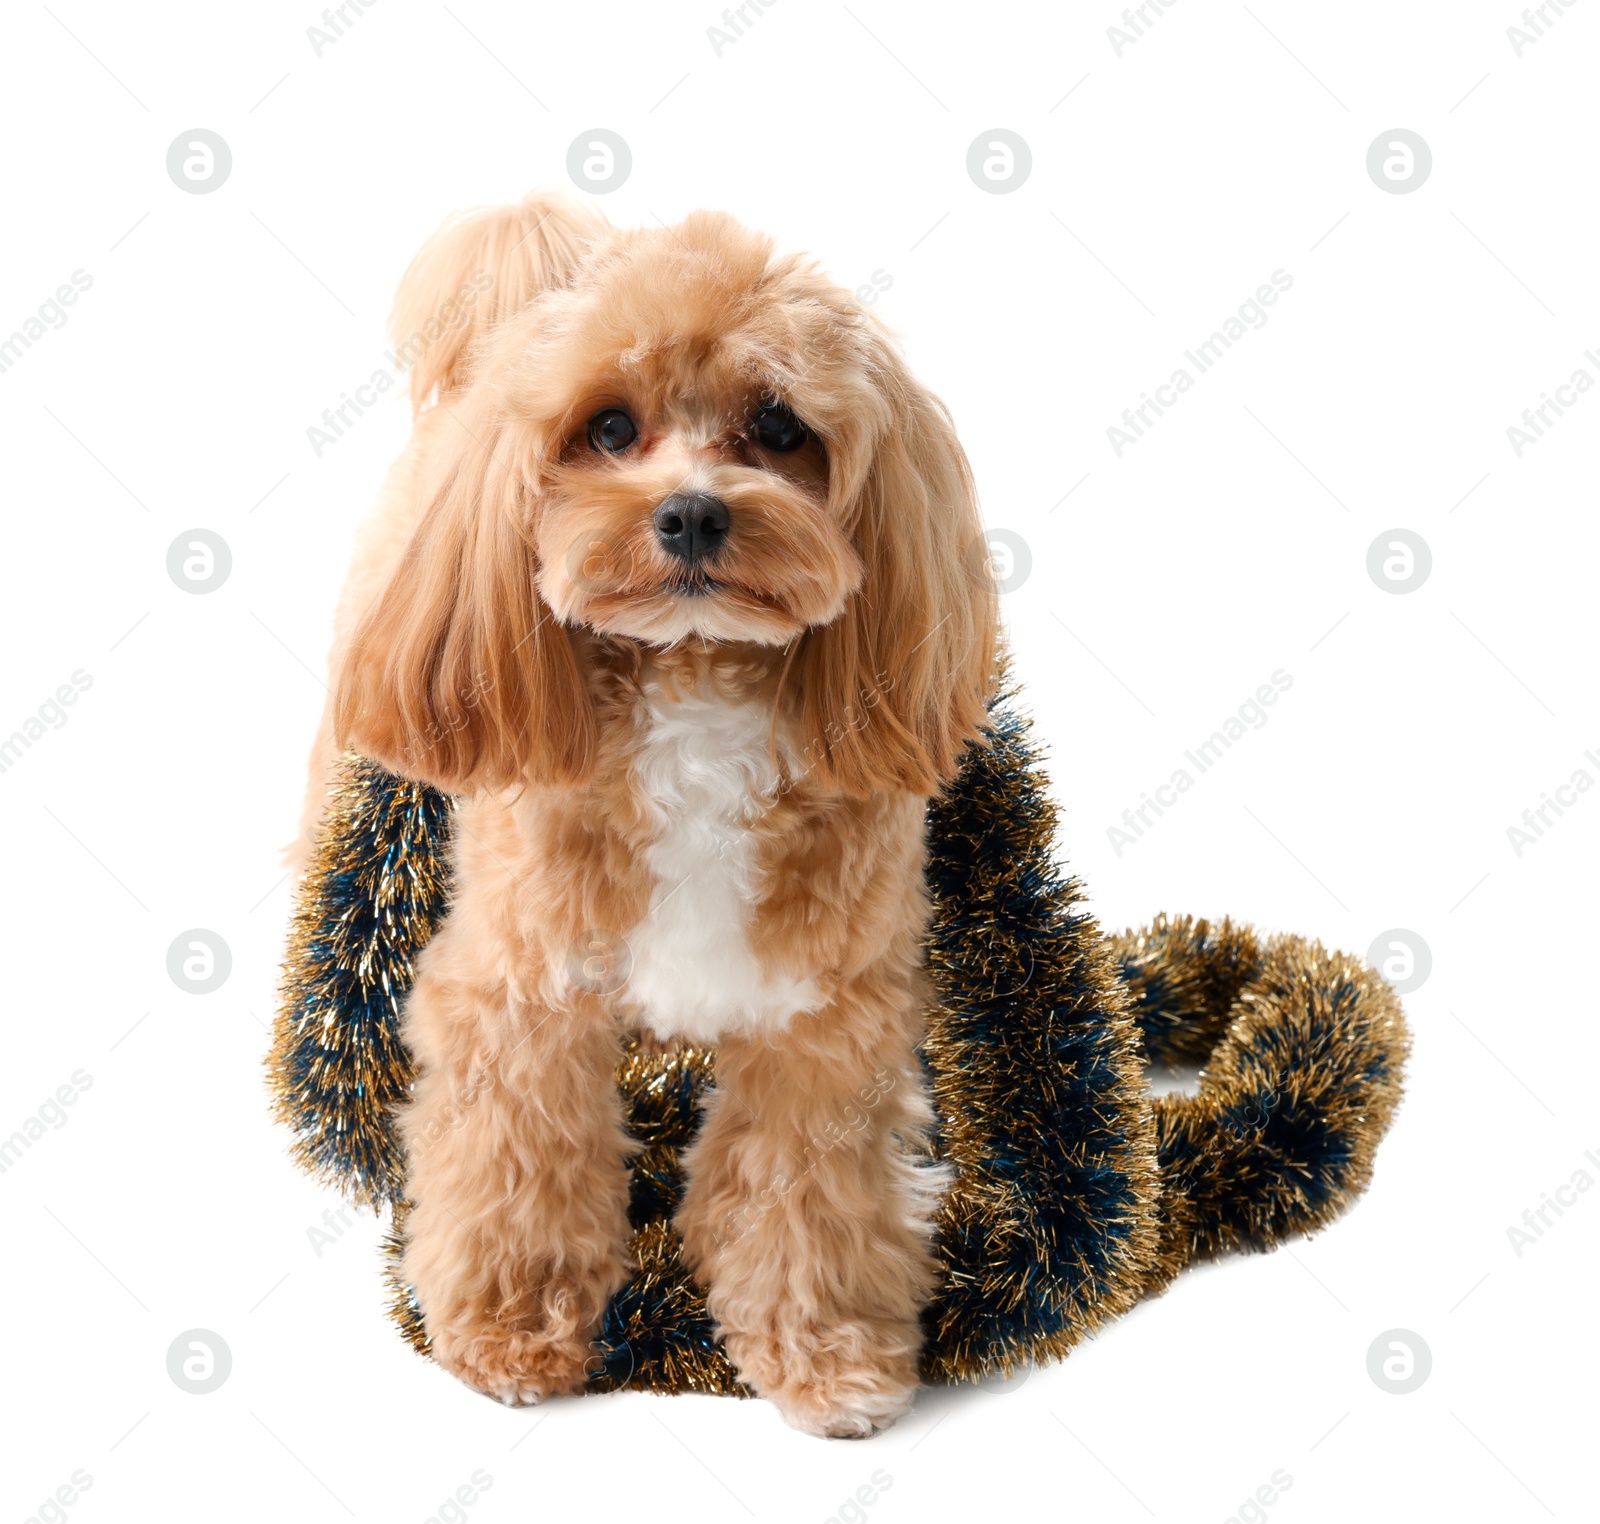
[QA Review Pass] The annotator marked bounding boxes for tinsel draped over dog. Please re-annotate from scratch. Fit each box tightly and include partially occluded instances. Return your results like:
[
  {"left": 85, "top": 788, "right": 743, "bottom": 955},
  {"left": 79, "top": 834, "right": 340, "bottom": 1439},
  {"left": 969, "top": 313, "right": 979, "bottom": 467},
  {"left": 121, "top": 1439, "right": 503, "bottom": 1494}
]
[{"left": 269, "top": 686, "right": 1408, "bottom": 1392}]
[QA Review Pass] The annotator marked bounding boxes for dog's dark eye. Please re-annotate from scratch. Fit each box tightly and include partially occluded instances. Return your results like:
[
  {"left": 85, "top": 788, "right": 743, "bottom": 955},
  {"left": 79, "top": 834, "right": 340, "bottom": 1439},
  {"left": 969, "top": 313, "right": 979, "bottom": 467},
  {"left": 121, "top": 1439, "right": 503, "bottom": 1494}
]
[
  {"left": 749, "top": 402, "right": 806, "bottom": 453},
  {"left": 588, "top": 408, "right": 637, "bottom": 454}
]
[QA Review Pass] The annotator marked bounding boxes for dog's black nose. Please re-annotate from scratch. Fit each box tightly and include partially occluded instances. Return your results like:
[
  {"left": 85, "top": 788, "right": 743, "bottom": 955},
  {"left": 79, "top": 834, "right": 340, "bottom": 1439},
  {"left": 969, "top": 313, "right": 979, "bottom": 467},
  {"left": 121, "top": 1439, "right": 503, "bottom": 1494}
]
[{"left": 653, "top": 492, "right": 730, "bottom": 564}]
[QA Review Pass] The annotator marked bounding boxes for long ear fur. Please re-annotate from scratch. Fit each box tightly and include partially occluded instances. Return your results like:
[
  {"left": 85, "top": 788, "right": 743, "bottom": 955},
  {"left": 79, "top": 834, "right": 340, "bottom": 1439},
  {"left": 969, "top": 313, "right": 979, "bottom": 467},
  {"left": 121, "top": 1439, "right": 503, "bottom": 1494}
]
[
  {"left": 333, "top": 387, "right": 594, "bottom": 793},
  {"left": 391, "top": 189, "right": 609, "bottom": 414},
  {"left": 793, "top": 363, "right": 999, "bottom": 797}
]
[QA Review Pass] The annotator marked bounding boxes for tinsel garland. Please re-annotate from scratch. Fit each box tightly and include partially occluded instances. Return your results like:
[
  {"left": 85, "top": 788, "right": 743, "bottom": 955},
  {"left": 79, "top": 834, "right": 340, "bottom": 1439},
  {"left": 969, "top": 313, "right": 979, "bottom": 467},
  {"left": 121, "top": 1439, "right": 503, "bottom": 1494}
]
[
  {"left": 270, "top": 685, "right": 1408, "bottom": 1393},
  {"left": 270, "top": 767, "right": 454, "bottom": 1207}
]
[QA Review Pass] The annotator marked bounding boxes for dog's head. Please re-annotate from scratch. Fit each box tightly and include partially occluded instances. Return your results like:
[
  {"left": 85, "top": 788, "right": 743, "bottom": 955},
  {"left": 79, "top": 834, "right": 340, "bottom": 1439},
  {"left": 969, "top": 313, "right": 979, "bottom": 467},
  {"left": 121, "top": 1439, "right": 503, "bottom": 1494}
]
[{"left": 337, "top": 201, "right": 997, "bottom": 797}]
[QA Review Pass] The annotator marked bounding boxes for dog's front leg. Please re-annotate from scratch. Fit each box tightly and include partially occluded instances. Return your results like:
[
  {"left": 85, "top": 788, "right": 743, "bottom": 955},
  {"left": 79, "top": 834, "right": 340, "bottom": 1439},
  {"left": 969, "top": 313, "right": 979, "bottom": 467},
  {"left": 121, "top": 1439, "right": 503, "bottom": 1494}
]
[
  {"left": 677, "top": 979, "right": 938, "bottom": 1437},
  {"left": 398, "top": 938, "right": 632, "bottom": 1406}
]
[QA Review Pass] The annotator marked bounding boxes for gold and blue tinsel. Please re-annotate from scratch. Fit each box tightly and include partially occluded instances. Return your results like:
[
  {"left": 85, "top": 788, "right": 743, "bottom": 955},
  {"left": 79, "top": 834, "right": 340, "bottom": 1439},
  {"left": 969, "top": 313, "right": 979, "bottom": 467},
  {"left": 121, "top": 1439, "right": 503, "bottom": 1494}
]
[{"left": 270, "top": 684, "right": 1409, "bottom": 1394}]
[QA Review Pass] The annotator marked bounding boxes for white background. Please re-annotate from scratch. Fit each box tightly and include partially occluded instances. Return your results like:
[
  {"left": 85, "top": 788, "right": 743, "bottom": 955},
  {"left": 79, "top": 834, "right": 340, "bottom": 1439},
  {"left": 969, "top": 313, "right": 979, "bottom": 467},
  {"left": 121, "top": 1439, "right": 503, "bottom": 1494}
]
[{"left": 1, "top": 1, "right": 1595, "bottom": 1520}]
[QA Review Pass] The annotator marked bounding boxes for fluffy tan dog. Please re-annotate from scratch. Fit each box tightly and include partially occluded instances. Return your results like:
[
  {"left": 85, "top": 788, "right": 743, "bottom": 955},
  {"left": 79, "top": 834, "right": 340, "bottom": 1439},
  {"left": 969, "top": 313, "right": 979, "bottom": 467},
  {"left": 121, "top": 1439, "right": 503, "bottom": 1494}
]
[{"left": 301, "top": 190, "right": 998, "bottom": 1437}]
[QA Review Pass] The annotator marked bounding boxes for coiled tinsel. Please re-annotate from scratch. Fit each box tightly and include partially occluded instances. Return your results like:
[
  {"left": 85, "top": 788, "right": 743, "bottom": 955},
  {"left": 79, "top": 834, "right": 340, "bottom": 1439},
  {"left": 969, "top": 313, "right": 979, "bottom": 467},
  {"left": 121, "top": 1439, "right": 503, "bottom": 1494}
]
[{"left": 270, "top": 685, "right": 1408, "bottom": 1393}]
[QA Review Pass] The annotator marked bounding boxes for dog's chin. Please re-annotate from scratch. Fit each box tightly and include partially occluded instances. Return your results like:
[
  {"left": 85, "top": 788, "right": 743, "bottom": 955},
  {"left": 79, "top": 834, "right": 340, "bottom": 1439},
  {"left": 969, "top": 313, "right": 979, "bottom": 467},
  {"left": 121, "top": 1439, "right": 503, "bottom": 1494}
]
[{"left": 573, "top": 585, "right": 813, "bottom": 647}]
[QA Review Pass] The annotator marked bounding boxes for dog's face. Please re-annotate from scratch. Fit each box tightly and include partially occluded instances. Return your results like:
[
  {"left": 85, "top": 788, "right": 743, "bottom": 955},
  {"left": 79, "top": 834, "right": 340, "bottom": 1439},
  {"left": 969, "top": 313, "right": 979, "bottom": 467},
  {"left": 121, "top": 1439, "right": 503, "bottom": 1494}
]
[
  {"left": 496, "top": 214, "right": 940, "bottom": 650},
  {"left": 524, "top": 233, "right": 859, "bottom": 646},
  {"left": 338, "top": 207, "right": 997, "bottom": 797},
  {"left": 541, "top": 385, "right": 842, "bottom": 648}
]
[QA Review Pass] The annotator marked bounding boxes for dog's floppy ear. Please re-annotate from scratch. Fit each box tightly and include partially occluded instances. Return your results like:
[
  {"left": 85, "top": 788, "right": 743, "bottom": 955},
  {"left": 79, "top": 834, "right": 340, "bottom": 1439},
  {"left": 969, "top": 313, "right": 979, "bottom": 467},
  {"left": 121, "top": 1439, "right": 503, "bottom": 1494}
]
[
  {"left": 392, "top": 189, "right": 609, "bottom": 414},
  {"left": 334, "top": 386, "right": 594, "bottom": 793},
  {"left": 792, "top": 351, "right": 999, "bottom": 797}
]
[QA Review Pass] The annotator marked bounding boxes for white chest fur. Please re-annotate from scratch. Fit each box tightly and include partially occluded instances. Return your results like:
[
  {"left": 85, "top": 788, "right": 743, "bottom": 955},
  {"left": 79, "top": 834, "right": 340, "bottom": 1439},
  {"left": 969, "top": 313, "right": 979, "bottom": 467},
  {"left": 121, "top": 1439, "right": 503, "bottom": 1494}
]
[{"left": 621, "top": 681, "right": 820, "bottom": 1043}]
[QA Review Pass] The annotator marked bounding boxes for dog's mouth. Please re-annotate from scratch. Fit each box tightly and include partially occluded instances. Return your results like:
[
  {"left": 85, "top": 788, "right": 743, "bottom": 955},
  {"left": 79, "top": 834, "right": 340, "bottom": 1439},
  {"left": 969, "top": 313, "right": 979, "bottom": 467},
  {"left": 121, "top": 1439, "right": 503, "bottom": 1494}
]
[
  {"left": 663, "top": 574, "right": 723, "bottom": 599},
  {"left": 571, "top": 570, "right": 815, "bottom": 647}
]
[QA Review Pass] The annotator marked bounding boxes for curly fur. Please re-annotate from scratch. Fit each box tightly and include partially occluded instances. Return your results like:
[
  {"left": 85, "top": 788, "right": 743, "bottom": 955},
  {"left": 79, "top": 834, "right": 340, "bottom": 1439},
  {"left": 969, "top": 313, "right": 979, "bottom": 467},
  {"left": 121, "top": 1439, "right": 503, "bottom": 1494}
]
[
  {"left": 278, "top": 191, "right": 1406, "bottom": 1437},
  {"left": 293, "top": 190, "right": 995, "bottom": 1436}
]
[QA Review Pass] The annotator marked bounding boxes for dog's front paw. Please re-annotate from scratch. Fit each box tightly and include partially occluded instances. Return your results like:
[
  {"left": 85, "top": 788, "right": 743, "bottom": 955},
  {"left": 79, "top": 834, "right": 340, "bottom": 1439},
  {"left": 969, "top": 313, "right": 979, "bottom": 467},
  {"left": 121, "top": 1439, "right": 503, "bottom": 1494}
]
[
  {"left": 434, "top": 1324, "right": 592, "bottom": 1407},
  {"left": 727, "top": 1328, "right": 919, "bottom": 1439}
]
